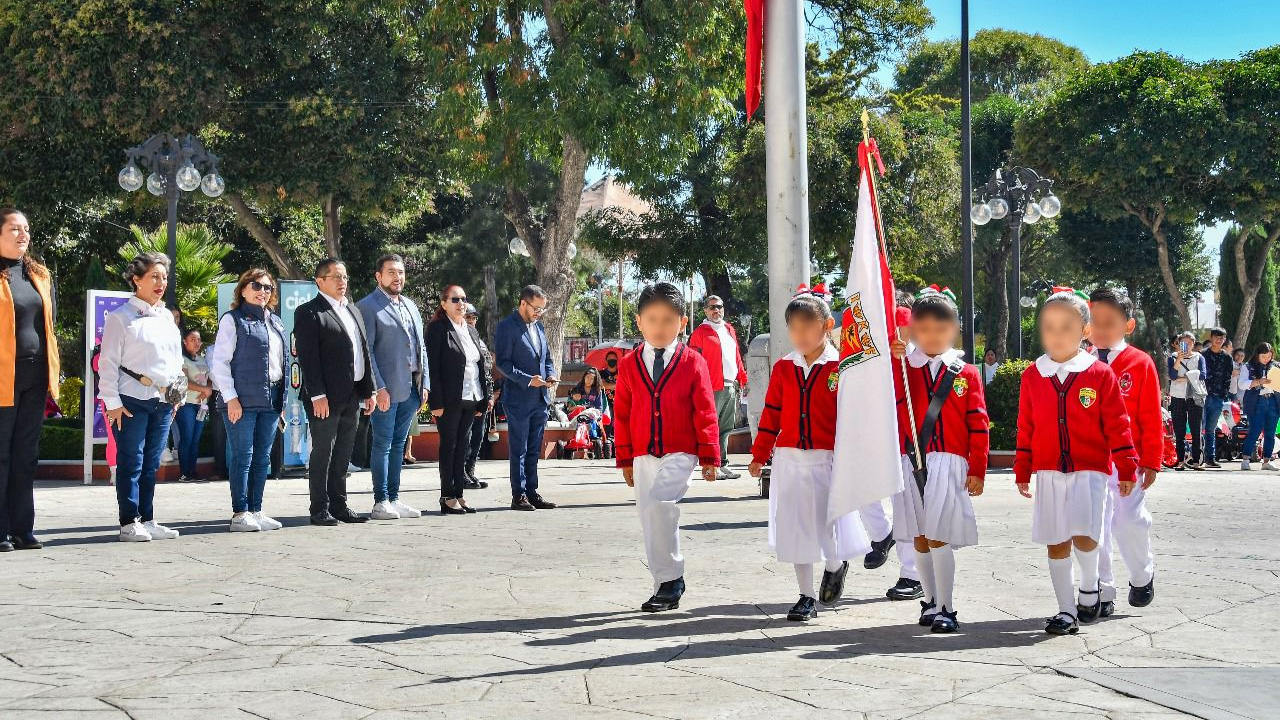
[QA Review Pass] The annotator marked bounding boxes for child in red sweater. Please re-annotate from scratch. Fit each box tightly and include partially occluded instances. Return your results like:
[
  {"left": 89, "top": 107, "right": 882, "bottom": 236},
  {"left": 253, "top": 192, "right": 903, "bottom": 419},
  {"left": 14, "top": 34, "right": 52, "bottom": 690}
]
[
  {"left": 888, "top": 287, "right": 988, "bottom": 633},
  {"left": 1015, "top": 290, "right": 1139, "bottom": 636},
  {"left": 614, "top": 283, "right": 720, "bottom": 613},
  {"left": 1088, "top": 288, "right": 1159, "bottom": 614},
  {"left": 748, "top": 293, "right": 870, "bottom": 622}
]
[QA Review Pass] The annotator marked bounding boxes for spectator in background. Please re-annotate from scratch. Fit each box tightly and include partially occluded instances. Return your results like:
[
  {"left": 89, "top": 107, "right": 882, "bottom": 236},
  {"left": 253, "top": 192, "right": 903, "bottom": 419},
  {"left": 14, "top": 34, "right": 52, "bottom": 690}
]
[
  {"left": 1239, "top": 342, "right": 1280, "bottom": 471},
  {"left": 1167, "top": 331, "right": 1206, "bottom": 471},
  {"left": 175, "top": 328, "right": 213, "bottom": 483},
  {"left": 1232, "top": 347, "right": 1248, "bottom": 401},
  {"left": 981, "top": 349, "right": 1000, "bottom": 385},
  {"left": 426, "top": 285, "right": 491, "bottom": 514},
  {"left": 689, "top": 295, "right": 748, "bottom": 480},
  {"left": 462, "top": 303, "right": 493, "bottom": 489},
  {"left": 1200, "top": 328, "right": 1233, "bottom": 468},
  {"left": 0, "top": 208, "right": 60, "bottom": 551},
  {"left": 99, "top": 252, "right": 184, "bottom": 542}
]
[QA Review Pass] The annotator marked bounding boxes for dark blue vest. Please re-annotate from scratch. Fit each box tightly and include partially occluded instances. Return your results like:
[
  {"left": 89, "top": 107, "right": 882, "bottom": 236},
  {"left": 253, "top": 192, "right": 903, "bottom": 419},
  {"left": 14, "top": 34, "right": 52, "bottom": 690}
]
[{"left": 224, "top": 304, "right": 286, "bottom": 411}]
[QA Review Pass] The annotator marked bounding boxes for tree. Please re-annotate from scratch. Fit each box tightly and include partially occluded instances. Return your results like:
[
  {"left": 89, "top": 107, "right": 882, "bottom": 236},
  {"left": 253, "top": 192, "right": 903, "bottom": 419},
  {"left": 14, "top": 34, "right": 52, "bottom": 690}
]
[
  {"left": 1015, "top": 52, "right": 1221, "bottom": 330},
  {"left": 893, "top": 29, "right": 1088, "bottom": 104},
  {"left": 1219, "top": 227, "right": 1280, "bottom": 350},
  {"left": 114, "top": 224, "right": 235, "bottom": 335}
]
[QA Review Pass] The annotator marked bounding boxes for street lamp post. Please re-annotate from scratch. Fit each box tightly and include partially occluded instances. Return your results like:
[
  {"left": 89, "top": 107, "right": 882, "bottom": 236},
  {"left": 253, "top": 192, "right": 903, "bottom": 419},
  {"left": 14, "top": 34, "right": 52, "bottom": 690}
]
[
  {"left": 970, "top": 166, "right": 1062, "bottom": 359},
  {"left": 117, "top": 133, "right": 225, "bottom": 306}
]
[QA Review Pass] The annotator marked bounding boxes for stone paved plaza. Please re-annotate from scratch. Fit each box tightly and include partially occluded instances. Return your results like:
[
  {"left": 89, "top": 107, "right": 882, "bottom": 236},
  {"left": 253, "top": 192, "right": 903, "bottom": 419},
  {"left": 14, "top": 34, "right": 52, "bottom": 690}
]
[{"left": 1, "top": 457, "right": 1277, "bottom": 719}]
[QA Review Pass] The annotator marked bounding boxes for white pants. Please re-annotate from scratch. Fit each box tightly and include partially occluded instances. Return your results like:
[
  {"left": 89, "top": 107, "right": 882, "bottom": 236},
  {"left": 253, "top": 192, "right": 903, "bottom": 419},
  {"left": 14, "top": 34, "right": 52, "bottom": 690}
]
[
  {"left": 769, "top": 448, "right": 870, "bottom": 564},
  {"left": 1099, "top": 472, "right": 1155, "bottom": 602},
  {"left": 633, "top": 453, "right": 696, "bottom": 590},
  {"left": 859, "top": 496, "right": 918, "bottom": 580}
]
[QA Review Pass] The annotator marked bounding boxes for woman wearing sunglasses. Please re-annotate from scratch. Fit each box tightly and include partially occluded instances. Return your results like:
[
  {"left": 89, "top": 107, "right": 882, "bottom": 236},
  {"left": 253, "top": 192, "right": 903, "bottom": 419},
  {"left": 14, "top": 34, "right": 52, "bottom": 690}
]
[
  {"left": 209, "top": 269, "right": 289, "bottom": 532},
  {"left": 426, "top": 285, "right": 492, "bottom": 515}
]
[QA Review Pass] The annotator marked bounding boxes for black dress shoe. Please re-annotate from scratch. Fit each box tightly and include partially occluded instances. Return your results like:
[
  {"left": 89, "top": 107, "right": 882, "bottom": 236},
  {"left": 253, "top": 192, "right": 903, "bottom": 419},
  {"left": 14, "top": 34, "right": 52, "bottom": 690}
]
[
  {"left": 439, "top": 499, "right": 467, "bottom": 515},
  {"left": 886, "top": 577, "right": 924, "bottom": 601},
  {"left": 0, "top": 541, "right": 13, "bottom": 552},
  {"left": 458, "top": 501, "right": 478, "bottom": 514},
  {"left": 11, "top": 535, "right": 42, "bottom": 550},
  {"left": 1205, "top": 460, "right": 1222, "bottom": 469},
  {"left": 529, "top": 494, "right": 557, "bottom": 510},
  {"left": 511, "top": 495, "right": 536, "bottom": 511},
  {"left": 310, "top": 512, "right": 339, "bottom": 526},
  {"left": 863, "top": 533, "right": 895, "bottom": 569},
  {"left": 931, "top": 608, "right": 959, "bottom": 633},
  {"left": 1076, "top": 589, "right": 1102, "bottom": 623},
  {"left": 818, "top": 561, "right": 849, "bottom": 605},
  {"left": 333, "top": 509, "right": 369, "bottom": 524},
  {"left": 1099, "top": 600, "right": 1115, "bottom": 618},
  {"left": 1045, "top": 612, "right": 1079, "bottom": 635},
  {"left": 918, "top": 600, "right": 938, "bottom": 626},
  {"left": 1129, "top": 575, "right": 1155, "bottom": 607},
  {"left": 787, "top": 595, "right": 818, "bottom": 621},
  {"left": 641, "top": 577, "right": 685, "bottom": 612},
  {"left": 464, "top": 479, "right": 489, "bottom": 490}
]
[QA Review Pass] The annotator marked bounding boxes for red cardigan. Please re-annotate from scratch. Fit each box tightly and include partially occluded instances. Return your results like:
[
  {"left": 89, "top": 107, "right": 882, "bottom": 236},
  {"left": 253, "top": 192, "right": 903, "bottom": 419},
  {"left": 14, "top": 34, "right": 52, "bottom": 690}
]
[
  {"left": 689, "top": 321, "right": 748, "bottom": 391},
  {"left": 750, "top": 354, "right": 840, "bottom": 464},
  {"left": 1104, "top": 344, "right": 1164, "bottom": 471},
  {"left": 1014, "top": 356, "right": 1139, "bottom": 485},
  {"left": 614, "top": 343, "right": 721, "bottom": 468},
  {"left": 893, "top": 354, "right": 991, "bottom": 479}
]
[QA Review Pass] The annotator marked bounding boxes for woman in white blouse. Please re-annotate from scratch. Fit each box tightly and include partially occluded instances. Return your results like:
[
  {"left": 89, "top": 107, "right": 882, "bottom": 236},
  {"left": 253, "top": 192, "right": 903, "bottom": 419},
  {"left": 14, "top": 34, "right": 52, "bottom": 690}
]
[{"left": 98, "top": 253, "right": 184, "bottom": 542}]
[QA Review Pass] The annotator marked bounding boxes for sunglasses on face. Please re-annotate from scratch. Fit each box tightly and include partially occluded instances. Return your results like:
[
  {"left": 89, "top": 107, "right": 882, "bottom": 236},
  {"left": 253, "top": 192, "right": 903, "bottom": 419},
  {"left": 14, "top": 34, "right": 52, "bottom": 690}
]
[
  {"left": 249, "top": 281, "right": 275, "bottom": 293},
  {"left": 706, "top": 304, "right": 724, "bottom": 311},
  {"left": 448, "top": 297, "right": 468, "bottom": 304}
]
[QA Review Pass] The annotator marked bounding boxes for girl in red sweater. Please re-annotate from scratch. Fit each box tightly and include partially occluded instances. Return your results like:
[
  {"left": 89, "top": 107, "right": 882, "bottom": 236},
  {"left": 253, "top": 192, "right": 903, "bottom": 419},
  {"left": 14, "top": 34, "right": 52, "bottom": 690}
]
[
  {"left": 749, "top": 293, "right": 870, "bottom": 622},
  {"left": 888, "top": 287, "right": 988, "bottom": 633},
  {"left": 1015, "top": 290, "right": 1139, "bottom": 636}
]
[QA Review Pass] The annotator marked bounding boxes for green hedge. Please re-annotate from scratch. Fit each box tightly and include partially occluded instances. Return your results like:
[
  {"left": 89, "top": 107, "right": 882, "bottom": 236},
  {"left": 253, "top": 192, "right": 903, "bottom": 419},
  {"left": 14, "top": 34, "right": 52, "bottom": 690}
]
[{"left": 986, "top": 359, "right": 1031, "bottom": 450}]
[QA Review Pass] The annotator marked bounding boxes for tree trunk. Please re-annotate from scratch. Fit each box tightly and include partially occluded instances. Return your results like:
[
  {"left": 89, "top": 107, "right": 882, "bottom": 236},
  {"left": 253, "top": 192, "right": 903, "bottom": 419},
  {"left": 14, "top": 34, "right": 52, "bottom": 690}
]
[
  {"left": 322, "top": 195, "right": 342, "bottom": 260},
  {"left": 1124, "top": 201, "right": 1192, "bottom": 330},
  {"left": 982, "top": 228, "right": 1012, "bottom": 360},
  {"left": 483, "top": 263, "right": 498, "bottom": 350},
  {"left": 1232, "top": 222, "right": 1280, "bottom": 351},
  {"left": 224, "top": 193, "right": 305, "bottom": 279}
]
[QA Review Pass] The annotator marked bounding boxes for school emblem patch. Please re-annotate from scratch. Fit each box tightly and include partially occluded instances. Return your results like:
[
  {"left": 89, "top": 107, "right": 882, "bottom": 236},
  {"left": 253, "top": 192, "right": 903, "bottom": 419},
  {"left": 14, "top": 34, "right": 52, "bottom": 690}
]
[
  {"left": 1079, "top": 387, "right": 1097, "bottom": 408},
  {"left": 837, "top": 293, "right": 881, "bottom": 372},
  {"left": 827, "top": 371, "right": 840, "bottom": 392},
  {"left": 953, "top": 377, "right": 969, "bottom": 397},
  {"left": 1118, "top": 372, "right": 1133, "bottom": 395}
]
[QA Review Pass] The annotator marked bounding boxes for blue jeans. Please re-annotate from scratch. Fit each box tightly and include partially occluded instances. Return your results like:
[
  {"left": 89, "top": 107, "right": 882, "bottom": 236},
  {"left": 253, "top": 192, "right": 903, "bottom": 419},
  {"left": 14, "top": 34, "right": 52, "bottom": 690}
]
[
  {"left": 1244, "top": 394, "right": 1280, "bottom": 459},
  {"left": 369, "top": 388, "right": 420, "bottom": 503},
  {"left": 173, "top": 403, "right": 206, "bottom": 477},
  {"left": 506, "top": 403, "right": 547, "bottom": 499},
  {"left": 115, "top": 396, "right": 173, "bottom": 526},
  {"left": 224, "top": 407, "right": 279, "bottom": 513},
  {"left": 1202, "top": 394, "right": 1228, "bottom": 462}
]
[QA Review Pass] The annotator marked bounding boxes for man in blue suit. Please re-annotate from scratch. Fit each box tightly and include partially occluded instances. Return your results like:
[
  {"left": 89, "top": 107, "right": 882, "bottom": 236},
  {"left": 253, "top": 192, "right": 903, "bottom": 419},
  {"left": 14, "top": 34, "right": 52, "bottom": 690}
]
[
  {"left": 495, "top": 285, "right": 559, "bottom": 511},
  {"left": 357, "top": 254, "right": 429, "bottom": 521}
]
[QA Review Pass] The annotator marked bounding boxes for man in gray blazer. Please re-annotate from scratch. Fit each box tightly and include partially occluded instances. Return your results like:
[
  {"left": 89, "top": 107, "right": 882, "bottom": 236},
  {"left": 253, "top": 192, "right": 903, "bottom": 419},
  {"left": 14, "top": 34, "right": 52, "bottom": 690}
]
[{"left": 357, "top": 254, "right": 429, "bottom": 521}]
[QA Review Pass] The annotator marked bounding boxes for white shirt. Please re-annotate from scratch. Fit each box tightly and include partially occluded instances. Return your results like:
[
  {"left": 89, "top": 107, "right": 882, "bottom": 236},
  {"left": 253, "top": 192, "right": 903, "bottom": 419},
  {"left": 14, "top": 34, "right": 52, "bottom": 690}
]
[
  {"left": 1093, "top": 339, "right": 1127, "bottom": 364},
  {"left": 1034, "top": 349, "right": 1097, "bottom": 382},
  {"left": 452, "top": 318, "right": 483, "bottom": 401},
  {"left": 1168, "top": 351, "right": 1202, "bottom": 400},
  {"left": 527, "top": 320, "right": 541, "bottom": 357},
  {"left": 642, "top": 340, "right": 680, "bottom": 380},
  {"left": 208, "top": 308, "right": 285, "bottom": 402},
  {"left": 1238, "top": 362, "right": 1275, "bottom": 398},
  {"left": 783, "top": 344, "right": 839, "bottom": 378},
  {"left": 908, "top": 347, "right": 965, "bottom": 381},
  {"left": 705, "top": 319, "right": 738, "bottom": 383},
  {"left": 97, "top": 296, "right": 183, "bottom": 411},
  {"left": 982, "top": 362, "right": 1000, "bottom": 384},
  {"left": 323, "top": 291, "right": 365, "bottom": 381}
]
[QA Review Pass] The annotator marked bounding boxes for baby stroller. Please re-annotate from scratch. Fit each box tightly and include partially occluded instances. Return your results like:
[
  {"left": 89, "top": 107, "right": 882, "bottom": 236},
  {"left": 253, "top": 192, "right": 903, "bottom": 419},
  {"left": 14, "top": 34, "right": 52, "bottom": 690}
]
[
  {"left": 559, "top": 405, "right": 613, "bottom": 460},
  {"left": 1161, "top": 407, "right": 1179, "bottom": 469},
  {"left": 1217, "top": 401, "right": 1245, "bottom": 461}
]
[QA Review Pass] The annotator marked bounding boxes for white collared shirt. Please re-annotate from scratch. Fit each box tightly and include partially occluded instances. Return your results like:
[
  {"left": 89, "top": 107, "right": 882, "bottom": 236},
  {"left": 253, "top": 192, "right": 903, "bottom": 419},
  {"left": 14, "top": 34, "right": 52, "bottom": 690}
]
[
  {"left": 208, "top": 308, "right": 285, "bottom": 402},
  {"left": 705, "top": 319, "right": 738, "bottom": 382},
  {"left": 642, "top": 340, "right": 680, "bottom": 380},
  {"left": 97, "top": 296, "right": 183, "bottom": 410},
  {"left": 1035, "top": 349, "right": 1097, "bottom": 382},
  {"left": 1094, "top": 339, "right": 1128, "bottom": 364},
  {"left": 321, "top": 291, "right": 365, "bottom": 382},
  {"left": 451, "top": 318, "right": 483, "bottom": 401},
  {"left": 907, "top": 347, "right": 965, "bottom": 381},
  {"left": 982, "top": 362, "right": 999, "bottom": 384},
  {"left": 783, "top": 344, "right": 839, "bottom": 378}
]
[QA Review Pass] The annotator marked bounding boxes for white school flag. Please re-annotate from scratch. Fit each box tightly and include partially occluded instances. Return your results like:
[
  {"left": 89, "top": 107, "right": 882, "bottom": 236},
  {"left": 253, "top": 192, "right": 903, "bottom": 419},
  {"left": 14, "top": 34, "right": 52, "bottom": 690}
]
[{"left": 828, "top": 136, "right": 905, "bottom": 524}]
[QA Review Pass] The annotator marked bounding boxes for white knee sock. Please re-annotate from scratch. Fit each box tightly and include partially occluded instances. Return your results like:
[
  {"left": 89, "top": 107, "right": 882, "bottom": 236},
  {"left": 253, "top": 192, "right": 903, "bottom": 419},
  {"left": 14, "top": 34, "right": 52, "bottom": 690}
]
[
  {"left": 1049, "top": 557, "right": 1076, "bottom": 616},
  {"left": 931, "top": 545, "right": 956, "bottom": 613},
  {"left": 1074, "top": 546, "right": 1100, "bottom": 593},
  {"left": 915, "top": 549, "right": 936, "bottom": 607},
  {"left": 794, "top": 563, "right": 815, "bottom": 599}
]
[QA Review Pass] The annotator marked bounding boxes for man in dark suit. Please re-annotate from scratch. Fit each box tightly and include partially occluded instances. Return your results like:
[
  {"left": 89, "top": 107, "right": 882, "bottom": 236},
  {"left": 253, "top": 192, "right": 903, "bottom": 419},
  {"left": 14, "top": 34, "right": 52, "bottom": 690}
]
[
  {"left": 295, "top": 258, "right": 376, "bottom": 526},
  {"left": 494, "top": 285, "right": 558, "bottom": 511}
]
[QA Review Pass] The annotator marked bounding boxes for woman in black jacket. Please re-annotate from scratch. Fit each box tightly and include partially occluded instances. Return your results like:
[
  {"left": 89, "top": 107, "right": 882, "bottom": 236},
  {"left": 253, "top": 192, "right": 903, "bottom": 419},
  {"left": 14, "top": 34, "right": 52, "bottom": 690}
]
[{"left": 426, "top": 285, "right": 492, "bottom": 514}]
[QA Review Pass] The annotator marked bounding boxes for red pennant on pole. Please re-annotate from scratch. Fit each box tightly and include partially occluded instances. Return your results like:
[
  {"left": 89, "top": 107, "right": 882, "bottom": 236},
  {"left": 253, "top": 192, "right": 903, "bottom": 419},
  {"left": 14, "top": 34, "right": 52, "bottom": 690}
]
[{"left": 744, "top": 0, "right": 764, "bottom": 119}]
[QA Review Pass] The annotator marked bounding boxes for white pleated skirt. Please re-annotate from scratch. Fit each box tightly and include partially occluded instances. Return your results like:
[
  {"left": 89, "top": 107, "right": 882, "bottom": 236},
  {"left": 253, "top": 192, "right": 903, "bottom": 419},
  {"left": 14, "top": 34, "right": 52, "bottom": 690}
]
[
  {"left": 1031, "top": 469, "right": 1109, "bottom": 545},
  {"left": 769, "top": 448, "right": 871, "bottom": 564},
  {"left": 892, "top": 452, "right": 978, "bottom": 547}
]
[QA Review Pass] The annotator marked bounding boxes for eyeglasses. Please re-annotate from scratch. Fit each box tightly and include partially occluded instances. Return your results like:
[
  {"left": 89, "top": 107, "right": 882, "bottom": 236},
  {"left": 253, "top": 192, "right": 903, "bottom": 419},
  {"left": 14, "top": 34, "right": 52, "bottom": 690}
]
[
  {"left": 706, "top": 304, "right": 724, "bottom": 311},
  {"left": 321, "top": 274, "right": 349, "bottom": 282},
  {"left": 448, "top": 297, "right": 468, "bottom": 304},
  {"left": 249, "top": 281, "right": 275, "bottom": 293},
  {"left": 524, "top": 301, "right": 547, "bottom": 314}
]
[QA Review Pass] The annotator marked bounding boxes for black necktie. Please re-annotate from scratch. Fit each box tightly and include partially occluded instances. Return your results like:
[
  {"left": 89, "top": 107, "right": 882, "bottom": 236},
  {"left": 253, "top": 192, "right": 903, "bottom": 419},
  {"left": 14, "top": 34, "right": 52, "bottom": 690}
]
[
  {"left": 652, "top": 347, "right": 666, "bottom": 380},
  {"left": 1099, "top": 348, "right": 1111, "bottom": 364}
]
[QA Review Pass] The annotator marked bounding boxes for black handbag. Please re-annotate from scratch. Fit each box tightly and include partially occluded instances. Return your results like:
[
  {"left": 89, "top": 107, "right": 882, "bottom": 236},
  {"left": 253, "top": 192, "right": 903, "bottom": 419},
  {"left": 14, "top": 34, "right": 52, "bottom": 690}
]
[{"left": 906, "top": 358, "right": 965, "bottom": 500}]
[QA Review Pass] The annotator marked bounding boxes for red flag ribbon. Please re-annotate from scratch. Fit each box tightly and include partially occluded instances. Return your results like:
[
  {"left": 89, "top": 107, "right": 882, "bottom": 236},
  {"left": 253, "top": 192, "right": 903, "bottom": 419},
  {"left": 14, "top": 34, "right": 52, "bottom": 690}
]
[{"left": 744, "top": 0, "right": 764, "bottom": 119}]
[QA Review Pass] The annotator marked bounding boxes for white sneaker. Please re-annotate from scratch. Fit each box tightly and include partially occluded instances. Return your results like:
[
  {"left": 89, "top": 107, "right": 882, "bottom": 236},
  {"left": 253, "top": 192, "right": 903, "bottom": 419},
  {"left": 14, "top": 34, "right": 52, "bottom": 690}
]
[
  {"left": 119, "top": 521, "right": 152, "bottom": 542},
  {"left": 253, "top": 512, "right": 282, "bottom": 531},
  {"left": 348, "top": 462, "right": 361, "bottom": 472},
  {"left": 142, "top": 521, "right": 179, "bottom": 540},
  {"left": 370, "top": 501, "right": 400, "bottom": 520},
  {"left": 161, "top": 448, "right": 176, "bottom": 463},
  {"left": 230, "top": 514, "right": 261, "bottom": 532},
  {"left": 1264, "top": 461, "right": 1277, "bottom": 471},
  {"left": 390, "top": 500, "right": 421, "bottom": 518},
  {"left": 1242, "top": 458, "right": 1252, "bottom": 471}
]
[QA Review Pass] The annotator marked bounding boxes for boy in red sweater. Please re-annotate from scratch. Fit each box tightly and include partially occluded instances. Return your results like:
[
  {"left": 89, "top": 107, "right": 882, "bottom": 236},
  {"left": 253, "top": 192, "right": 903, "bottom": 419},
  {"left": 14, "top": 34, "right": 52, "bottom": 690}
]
[
  {"left": 1015, "top": 290, "right": 1139, "bottom": 636},
  {"left": 614, "top": 283, "right": 720, "bottom": 612},
  {"left": 888, "top": 287, "right": 989, "bottom": 633},
  {"left": 1088, "top": 288, "right": 1159, "bottom": 614},
  {"left": 749, "top": 292, "right": 870, "bottom": 621}
]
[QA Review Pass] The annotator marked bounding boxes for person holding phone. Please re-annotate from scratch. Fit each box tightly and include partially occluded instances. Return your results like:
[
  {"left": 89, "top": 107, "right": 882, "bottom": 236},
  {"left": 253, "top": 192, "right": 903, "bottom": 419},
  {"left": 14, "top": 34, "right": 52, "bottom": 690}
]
[{"left": 1166, "top": 332, "right": 1207, "bottom": 471}]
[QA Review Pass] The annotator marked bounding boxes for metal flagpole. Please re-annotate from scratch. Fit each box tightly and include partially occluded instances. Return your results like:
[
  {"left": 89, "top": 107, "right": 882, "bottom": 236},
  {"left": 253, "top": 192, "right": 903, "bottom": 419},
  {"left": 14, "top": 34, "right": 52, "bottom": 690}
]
[{"left": 764, "top": 0, "right": 810, "bottom": 364}]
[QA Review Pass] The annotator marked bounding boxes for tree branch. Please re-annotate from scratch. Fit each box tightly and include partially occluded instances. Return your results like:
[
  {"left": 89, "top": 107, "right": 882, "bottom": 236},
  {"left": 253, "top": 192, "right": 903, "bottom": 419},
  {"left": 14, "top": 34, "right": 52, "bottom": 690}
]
[{"left": 224, "top": 193, "right": 304, "bottom": 279}]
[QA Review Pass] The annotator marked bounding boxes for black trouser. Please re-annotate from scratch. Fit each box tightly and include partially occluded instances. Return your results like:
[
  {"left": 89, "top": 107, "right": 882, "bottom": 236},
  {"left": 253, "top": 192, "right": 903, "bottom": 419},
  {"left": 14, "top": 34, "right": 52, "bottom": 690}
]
[
  {"left": 307, "top": 398, "right": 360, "bottom": 516},
  {"left": 0, "top": 358, "right": 47, "bottom": 539},
  {"left": 1170, "top": 396, "right": 1202, "bottom": 463},
  {"left": 464, "top": 410, "right": 487, "bottom": 472},
  {"left": 438, "top": 399, "right": 481, "bottom": 499}
]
